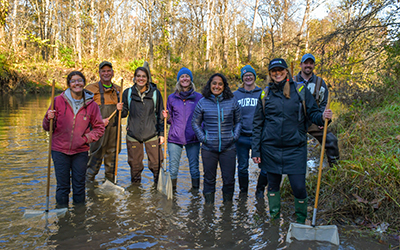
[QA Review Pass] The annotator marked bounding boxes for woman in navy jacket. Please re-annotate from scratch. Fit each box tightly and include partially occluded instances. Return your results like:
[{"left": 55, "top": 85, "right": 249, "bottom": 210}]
[
  {"left": 251, "top": 59, "right": 332, "bottom": 223},
  {"left": 162, "top": 67, "right": 203, "bottom": 190},
  {"left": 192, "top": 73, "right": 242, "bottom": 204}
]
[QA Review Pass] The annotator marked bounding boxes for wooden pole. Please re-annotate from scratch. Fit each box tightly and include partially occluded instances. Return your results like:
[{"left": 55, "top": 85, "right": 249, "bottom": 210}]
[
  {"left": 114, "top": 79, "right": 124, "bottom": 183},
  {"left": 46, "top": 80, "right": 55, "bottom": 212}
]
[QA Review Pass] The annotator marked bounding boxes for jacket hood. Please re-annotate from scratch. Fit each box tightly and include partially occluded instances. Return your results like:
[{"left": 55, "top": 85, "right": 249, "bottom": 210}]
[{"left": 236, "top": 86, "right": 262, "bottom": 93}]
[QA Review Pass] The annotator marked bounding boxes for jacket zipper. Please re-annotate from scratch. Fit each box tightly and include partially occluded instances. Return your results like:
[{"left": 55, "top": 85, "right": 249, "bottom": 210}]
[
  {"left": 183, "top": 100, "right": 187, "bottom": 145},
  {"left": 217, "top": 98, "right": 221, "bottom": 152}
]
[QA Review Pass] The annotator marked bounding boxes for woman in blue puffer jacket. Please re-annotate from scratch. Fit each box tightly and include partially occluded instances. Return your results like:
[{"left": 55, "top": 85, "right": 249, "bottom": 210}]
[
  {"left": 162, "top": 67, "right": 203, "bottom": 190},
  {"left": 192, "top": 73, "right": 242, "bottom": 204}
]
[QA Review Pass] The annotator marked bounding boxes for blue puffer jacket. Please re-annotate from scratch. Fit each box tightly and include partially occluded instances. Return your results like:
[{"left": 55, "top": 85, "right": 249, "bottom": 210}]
[
  {"left": 192, "top": 95, "right": 242, "bottom": 152},
  {"left": 166, "top": 90, "right": 203, "bottom": 145}
]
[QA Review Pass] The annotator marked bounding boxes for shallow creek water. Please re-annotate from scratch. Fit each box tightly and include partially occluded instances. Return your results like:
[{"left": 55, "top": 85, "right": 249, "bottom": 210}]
[{"left": 0, "top": 93, "right": 393, "bottom": 249}]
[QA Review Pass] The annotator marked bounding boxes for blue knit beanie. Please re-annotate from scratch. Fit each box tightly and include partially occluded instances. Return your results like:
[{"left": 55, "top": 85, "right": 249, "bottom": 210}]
[
  {"left": 240, "top": 65, "right": 257, "bottom": 81},
  {"left": 177, "top": 67, "right": 193, "bottom": 82}
]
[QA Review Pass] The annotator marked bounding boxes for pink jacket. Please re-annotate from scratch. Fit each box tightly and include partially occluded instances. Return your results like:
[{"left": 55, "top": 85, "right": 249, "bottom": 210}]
[{"left": 43, "top": 92, "right": 105, "bottom": 155}]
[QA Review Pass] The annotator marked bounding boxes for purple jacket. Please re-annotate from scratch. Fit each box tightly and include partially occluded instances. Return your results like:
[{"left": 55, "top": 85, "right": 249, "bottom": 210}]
[{"left": 166, "top": 90, "right": 202, "bottom": 145}]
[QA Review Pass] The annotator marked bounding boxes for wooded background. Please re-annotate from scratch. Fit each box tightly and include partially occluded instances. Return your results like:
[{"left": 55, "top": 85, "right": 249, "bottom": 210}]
[{"left": 0, "top": 0, "right": 399, "bottom": 91}]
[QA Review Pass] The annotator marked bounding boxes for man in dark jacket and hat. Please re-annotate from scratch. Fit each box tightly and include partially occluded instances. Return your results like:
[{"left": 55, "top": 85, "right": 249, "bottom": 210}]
[{"left": 295, "top": 53, "right": 340, "bottom": 167}]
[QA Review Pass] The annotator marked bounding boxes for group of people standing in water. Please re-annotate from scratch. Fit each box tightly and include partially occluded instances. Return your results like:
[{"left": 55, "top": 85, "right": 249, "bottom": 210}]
[{"left": 43, "top": 53, "right": 339, "bottom": 224}]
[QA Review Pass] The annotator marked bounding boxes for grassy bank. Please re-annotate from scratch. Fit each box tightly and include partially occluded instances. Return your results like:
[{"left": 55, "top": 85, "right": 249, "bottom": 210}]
[{"left": 280, "top": 78, "right": 400, "bottom": 241}]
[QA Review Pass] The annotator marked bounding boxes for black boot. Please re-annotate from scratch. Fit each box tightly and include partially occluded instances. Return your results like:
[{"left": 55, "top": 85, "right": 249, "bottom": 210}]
[
  {"left": 223, "top": 192, "right": 234, "bottom": 203},
  {"left": 191, "top": 178, "right": 200, "bottom": 189},
  {"left": 255, "top": 174, "right": 268, "bottom": 199},
  {"left": 238, "top": 176, "right": 249, "bottom": 193},
  {"left": 204, "top": 192, "right": 215, "bottom": 204},
  {"left": 171, "top": 178, "right": 177, "bottom": 190}
]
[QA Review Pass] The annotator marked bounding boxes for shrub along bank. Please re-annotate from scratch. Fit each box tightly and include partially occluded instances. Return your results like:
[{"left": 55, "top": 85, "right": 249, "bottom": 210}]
[{"left": 280, "top": 77, "right": 400, "bottom": 240}]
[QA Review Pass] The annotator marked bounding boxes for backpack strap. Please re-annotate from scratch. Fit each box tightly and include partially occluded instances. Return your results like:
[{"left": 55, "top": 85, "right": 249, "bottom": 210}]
[
  {"left": 295, "top": 82, "right": 307, "bottom": 117},
  {"left": 98, "top": 81, "right": 105, "bottom": 105},
  {"left": 152, "top": 89, "right": 157, "bottom": 114},
  {"left": 314, "top": 76, "right": 322, "bottom": 105},
  {"left": 261, "top": 86, "right": 269, "bottom": 116},
  {"left": 128, "top": 87, "right": 132, "bottom": 109},
  {"left": 128, "top": 87, "right": 157, "bottom": 114}
]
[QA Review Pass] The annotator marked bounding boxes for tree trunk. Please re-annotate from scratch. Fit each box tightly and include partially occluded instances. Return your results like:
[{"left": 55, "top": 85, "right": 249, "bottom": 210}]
[
  {"left": 89, "top": 0, "right": 95, "bottom": 56},
  {"left": 222, "top": 0, "right": 229, "bottom": 68},
  {"left": 247, "top": 0, "right": 259, "bottom": 63},
  {"left": 74, "top": 0, "right": 82, "bottom": 63},
  {"left": 234, "top": 18, "right": 239, "bottom": 67},
  {"left": 205, "top": 0, "right": 214, "bottom": 70},
  {"left": 11, "top": 0, "right": 18, "bottom": 51},
  {"left": 295, "top": 0, "right": 310, "bottom": 60}
]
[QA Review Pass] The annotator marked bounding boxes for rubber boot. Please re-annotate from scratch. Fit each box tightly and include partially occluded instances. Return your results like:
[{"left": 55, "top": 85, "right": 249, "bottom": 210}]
[
  {"left": 171, "top": 178, "right": 177, "bottom": 190},
  {"left": 267, "top": 191, "right": 281, "bottom": 220},
  {"left": 255, "top": 174, "right": 268, "bottom": 199},
  {"left": 191, "top": 178, "right": 200, "bottom": 189},
  {"left": 223, "top": 192, "right": 234, "bottom": 203},
  {"left": 295, "top": 197, "right": 307, "bottom": 224},
  {"left": 204, "top": 192, "right": 215, "bottom": 204},
  {"left": 238, "top": 176, "right": 249, "bottom": 193}
]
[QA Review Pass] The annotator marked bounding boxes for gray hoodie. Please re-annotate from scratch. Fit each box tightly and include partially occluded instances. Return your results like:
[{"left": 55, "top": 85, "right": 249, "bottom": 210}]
[{"left": 64, "top": 88, "right": 94, "bottom": 115}]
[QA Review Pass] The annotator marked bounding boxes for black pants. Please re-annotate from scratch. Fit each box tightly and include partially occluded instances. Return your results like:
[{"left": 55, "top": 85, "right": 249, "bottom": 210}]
[
  {"left": 267, "top": 172, "right": 307, "bottom": 199},
  {"left": 201, "top": 148, "right": 236, "bottom": 194},
  {"left": 308, "top": 124, "right": 339, "bottom": 165}
]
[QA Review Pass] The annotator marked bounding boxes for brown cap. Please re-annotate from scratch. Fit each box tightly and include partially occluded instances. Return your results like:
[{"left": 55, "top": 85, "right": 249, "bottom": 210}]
[{"left": 99, "top": 61, "right": 112, "bottom": 70}]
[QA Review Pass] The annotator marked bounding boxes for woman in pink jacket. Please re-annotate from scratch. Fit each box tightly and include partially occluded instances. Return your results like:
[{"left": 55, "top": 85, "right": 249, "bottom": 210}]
[{"left": 43, "top": 71, "right": 105, "bottom": 208}]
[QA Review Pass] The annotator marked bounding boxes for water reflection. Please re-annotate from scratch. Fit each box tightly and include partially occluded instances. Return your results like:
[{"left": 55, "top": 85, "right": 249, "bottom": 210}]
[{"left": 0, "top": 93, "right": 393, "bottom": 249}]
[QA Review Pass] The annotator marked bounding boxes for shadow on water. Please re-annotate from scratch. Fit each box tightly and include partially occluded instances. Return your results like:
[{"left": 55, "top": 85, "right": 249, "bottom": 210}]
[{"left": 0, "top": 93, "right": 395, "bottom": 249}]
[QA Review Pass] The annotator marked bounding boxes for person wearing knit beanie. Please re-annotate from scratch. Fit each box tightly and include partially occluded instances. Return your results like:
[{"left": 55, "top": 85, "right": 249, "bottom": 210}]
[
  {"left": 240, "top": 65, "right": 257, "bottom": 82},
  {"left": 177, "top": 67, "right": 193, "bottom": 82},
  {"left": 161, "top": 67, "right": 202, "bottom": 190},
  {"left": 234, "top": 65, "right": 262, "bottom": 196}
]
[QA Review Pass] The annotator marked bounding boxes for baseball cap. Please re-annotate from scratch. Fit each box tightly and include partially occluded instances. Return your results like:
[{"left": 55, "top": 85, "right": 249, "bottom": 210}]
[
  {"left": 268, "top": 58, "right": 288, "bottom": 71},
  {"left": 301, "top": 53, "right": 315, "bottom": 63},
  {"left": 99, "top": 61, "right": 113, "bottom": 70}
]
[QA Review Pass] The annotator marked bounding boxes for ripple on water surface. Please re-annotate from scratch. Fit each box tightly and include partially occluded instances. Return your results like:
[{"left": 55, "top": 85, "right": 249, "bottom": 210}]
[{"left": 0, "top": 93, "right": 396, "bottom": 249}]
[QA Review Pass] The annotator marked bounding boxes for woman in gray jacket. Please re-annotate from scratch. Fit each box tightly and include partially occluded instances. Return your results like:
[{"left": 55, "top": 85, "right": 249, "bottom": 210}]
[{"left": 192, "top": 73, "right": 242, "bottom": 204}]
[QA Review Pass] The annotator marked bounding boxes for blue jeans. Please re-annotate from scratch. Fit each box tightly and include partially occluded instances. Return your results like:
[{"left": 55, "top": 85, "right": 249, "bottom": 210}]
[
  {"left": 52, "top": 151, "right": 88, "bottom": 207},
  {"left": 201, "top": 148, "right": 236, "bottom": 194},
  {"left": 168, "top": 142, "right": 200, "bottom": 180},
  {"left": 235, "top": 135, "right": 252, "bottom": 178}
]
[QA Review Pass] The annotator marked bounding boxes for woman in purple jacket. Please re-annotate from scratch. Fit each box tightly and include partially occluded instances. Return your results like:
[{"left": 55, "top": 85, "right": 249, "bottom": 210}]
[
  {"left": 162, "top": 67, "right": 203, "bottom": 190},
  {"left": 43, "top": 71, "right": 105, "bottom": 208}
]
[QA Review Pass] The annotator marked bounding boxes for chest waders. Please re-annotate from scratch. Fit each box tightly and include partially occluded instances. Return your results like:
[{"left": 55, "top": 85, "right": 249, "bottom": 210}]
[{"left": 86, "top": 82, "right": 121, "bottom": 182}]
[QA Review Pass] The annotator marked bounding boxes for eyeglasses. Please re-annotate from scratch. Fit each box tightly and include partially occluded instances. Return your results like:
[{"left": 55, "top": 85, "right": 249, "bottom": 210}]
[
  {"left": 70, "top": 79, "right": 84, "bottom": 84},
  {"left": 243, "top": 74, "right": 254, "bottom": 78}
]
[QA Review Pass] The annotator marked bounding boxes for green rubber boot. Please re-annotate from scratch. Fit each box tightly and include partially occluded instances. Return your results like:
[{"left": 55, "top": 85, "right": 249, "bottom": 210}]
[
  {"left": 295, "top": 197, "right": 308, "bottom": 224},
  {"left": 267, "top": 191, "right": 281, "bottom": 220}
]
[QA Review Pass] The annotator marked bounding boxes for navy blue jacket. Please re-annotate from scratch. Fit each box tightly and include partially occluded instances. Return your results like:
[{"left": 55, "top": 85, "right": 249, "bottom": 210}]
[
  {"left": 251, "top": 79, "right": 324, "bottom": 174},
  {"left": 233, "top": 86, "right": 262, "bottom": 135},
  {"left": 192, "top": 95, "right": 242, "bottom": 152}
]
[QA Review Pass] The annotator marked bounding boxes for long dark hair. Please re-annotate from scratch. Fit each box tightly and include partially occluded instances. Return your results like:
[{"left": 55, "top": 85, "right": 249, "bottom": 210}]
[
  {"left": 133, "top": 67, "right": 150, "bottom": 85},
  {"left": 202, "top": 73, "right": 234, "bottom": 99}
]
